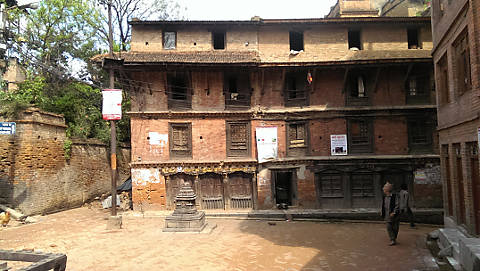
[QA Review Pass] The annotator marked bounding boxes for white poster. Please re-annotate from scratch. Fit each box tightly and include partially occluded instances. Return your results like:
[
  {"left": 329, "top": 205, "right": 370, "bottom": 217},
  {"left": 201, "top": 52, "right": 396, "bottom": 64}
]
[
  {"left": 256, "top": 127, "right": 278, "bottom": 163},
  {"left": 148, "top": 132, "right": 168, "bottom": 146},
  {"left": 331, "top": 134, "right": 348, "bottom": 156},
  {"left": 102, "top": 89, "right": 122, "bottom": 120}
]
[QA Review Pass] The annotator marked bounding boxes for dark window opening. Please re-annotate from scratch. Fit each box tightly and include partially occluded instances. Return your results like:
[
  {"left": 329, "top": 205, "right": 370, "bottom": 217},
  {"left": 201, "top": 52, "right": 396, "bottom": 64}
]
[
  {"left": 408, "top": 118, "right": 433, "bottom": 153},
  {"left": 348, "top": 30, "right": 362, "bottom": 50},
  {"left": 406, "top": 72, "right": 430, "bottom": 104},
  {"left": 213, "top": 31, "right": 225, "bottom": 50},
  {"left": 167, "top": 73, "right": 191, "bottom": 109},
  {"left": 287, "top": 122, "right": 308, "bottom": 157},
  {"left": 437, "top": 54, "right": 450, "bottom": 104},
  {"left": 407, "top": 28, "right": 420, "bottom": 49},
  {"left": 348, "top": 119, "right": 373, "bottom": 154},
  {"left": 318, "top": 174, "right": 343, "bottom": 197},
  {"left": 289, "top": 31, "right": 304, "bottom": 51},
  {"left": 226, "top": 121, "right": 250, "bottom": 157},
  {"left": 346, "top": 72, "right": 369, "bottom": 106},
  {"left": 224, "top": 72, "right": 251, "bottom": 109},
  {"left": 454, "top": 30, "right": 471, "bottom": 95},
  {"left": 169, "top": 123, "right": 192, "bottom": 158},
  {"left": 351, "top": 174, "right": 374, "bottom": 197},
  {"left": 163, "top": 31, "right": 176, "bottom": 49},
  {"left": 284, "top": 72, "right": 308, "bottom": 107}
]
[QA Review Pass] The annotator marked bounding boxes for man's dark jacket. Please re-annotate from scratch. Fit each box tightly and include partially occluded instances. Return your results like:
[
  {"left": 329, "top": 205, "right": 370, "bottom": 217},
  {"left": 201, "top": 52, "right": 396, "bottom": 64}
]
[{"left": 381, "top": 193, "right": 399, "bottom": 218}]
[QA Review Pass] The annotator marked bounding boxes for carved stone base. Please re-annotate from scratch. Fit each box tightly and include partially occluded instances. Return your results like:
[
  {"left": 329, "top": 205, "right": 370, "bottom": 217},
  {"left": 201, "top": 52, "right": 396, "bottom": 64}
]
[{"left": 163, "top": 211, "right": 207, "bottom": 232}]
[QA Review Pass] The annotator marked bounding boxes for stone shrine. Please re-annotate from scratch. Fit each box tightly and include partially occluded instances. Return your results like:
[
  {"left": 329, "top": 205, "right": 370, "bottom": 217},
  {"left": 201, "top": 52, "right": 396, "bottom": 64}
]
[{"left": 163, "top": 181, "right": 207, "bottom": 232}]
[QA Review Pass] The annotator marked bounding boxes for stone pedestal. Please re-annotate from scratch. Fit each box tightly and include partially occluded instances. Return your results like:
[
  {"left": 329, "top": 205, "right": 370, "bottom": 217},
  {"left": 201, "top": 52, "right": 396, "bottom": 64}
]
[
  {"left": 163, "top": 181, "right": 207, "bottom": 232},
  {"left": 106, "top": 215, "right": 122, "bottom": 230}
]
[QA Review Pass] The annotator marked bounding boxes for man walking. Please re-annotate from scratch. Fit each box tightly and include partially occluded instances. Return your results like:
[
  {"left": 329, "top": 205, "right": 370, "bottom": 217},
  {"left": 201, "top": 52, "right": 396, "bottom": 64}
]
[
  {"left": 399, "top": 183, "right": 415, "bottom": 228},
  {"left": 381, "top": 182, "right": 400, "bottom": 246}
]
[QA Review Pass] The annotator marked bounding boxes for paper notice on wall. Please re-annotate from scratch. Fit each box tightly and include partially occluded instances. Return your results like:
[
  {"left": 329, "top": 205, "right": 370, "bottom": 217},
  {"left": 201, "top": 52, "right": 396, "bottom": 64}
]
[
  {"left": 331, "top": 134, "right": 348, "bottom": 156},
  {"left": 102, "top": 89, "right": 122, "bottom": 120},
  {"left": 256, "top": 127, "right": 278, "bottom": 163},
  {"left": 149, "top": 132, "right": 168, "bottom": 146}
]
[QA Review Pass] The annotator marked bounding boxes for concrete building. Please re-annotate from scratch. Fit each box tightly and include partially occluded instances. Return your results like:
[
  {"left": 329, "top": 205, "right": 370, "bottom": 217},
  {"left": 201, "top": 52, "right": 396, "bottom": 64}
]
[{"left": 94, "top": 0, "right": 441, "bottom": 213}]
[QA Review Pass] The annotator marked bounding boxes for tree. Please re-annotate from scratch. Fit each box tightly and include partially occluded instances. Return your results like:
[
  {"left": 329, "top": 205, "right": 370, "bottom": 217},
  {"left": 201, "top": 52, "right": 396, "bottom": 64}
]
[{"left": 98, "top": 0, "right": 184, "bottom": 51}]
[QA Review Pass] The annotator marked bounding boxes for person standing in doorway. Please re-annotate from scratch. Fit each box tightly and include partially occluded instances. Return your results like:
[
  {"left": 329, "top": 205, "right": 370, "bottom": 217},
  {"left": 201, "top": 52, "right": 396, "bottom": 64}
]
[
  {"left": 399, "top": 183, "right": 415, "bottom": 228},
  {"left": 381, "top": 182, "right": 400, "bottom": 246}
]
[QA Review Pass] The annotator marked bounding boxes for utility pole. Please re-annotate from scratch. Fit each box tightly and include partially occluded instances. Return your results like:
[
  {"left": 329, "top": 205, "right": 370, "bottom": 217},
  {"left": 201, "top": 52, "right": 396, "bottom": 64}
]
[{"left": 106, "top": 0, "right": 121, "bottom": 229}]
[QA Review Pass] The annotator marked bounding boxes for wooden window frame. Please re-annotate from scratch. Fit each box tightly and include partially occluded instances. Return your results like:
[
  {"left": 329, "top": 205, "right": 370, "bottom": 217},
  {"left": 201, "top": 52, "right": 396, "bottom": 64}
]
[
  {"left": 317, "top": 173, "right": 344, "bottom": 198},
  {"left": 167, "top": 72, "right": 191, "bottom": 110},
  {"left": 169, "top": 123, "right": 192, "bottom": 158},
  {"left": 286, "top": 121, "right": 309, "bottom": 157},
  {"left": 347, "top": 119, "right": 373, "bottom": 154},
  {"left": 437, "top": 54, "right": 450, "bottom": 104},
  {"left": 284, "top": 71, "right": 308, "bottom": 107},
  {"left": 406, "top": 73, "right": 431, "bottom": 104},
  {"left": 407, "top": 117, "right": 433, "bottom": 153},
  {"left": 226, "top": 121, "right": 251, "bottom": 158},
  {"left": 163, "top": 31, "right": 176, "bottom": 50},
  {"left": 346, "top": 71, "right": 370, "bottom": 106},
  {"left": 351, "top": 173, "right": 375, "bottom": 197},
  {"left": 454, "top": 29, "right": 471, "bottom": 96},
  {"left": 224, "top": 71, "right": 251, "bottom": 109}
]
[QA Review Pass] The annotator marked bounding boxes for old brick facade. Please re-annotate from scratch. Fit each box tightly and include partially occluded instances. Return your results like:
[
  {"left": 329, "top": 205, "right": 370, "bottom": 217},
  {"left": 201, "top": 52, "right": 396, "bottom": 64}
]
[
  {"left": 0, "top": 108, "right": 130, "bottom": 215},
  {"left": 432, "top": 0, "right": 480, "bottom": 235},
  {"left": 96, "top": 1, "right": 442, "bottom": 212}
]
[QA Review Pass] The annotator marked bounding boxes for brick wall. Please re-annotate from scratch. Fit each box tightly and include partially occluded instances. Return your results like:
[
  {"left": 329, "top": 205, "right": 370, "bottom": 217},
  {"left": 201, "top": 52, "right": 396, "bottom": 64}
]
[{"left": 0, "top": 108, "right": 130, "bottom": 215}]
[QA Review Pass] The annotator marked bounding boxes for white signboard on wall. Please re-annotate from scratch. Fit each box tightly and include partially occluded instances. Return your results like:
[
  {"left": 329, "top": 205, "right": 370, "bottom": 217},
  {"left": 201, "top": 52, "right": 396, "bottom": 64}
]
[
  {"left": 102, "top": 89, "right": 122, "bottom": 120},
  {"left": 331, "top": 134, "right": 348, "bottom": 156},
  {"left": 256, "top": 127, "right": 278, "bottom": 163},
  {"left": 148, "top": 132, "right": 168, "bottom": 146}
]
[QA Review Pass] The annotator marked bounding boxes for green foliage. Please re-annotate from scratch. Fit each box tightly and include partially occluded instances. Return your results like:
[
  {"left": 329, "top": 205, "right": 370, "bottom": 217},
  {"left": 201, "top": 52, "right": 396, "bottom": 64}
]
[{"left": 63, "top": 138, "right": 73, "bottom": 160}]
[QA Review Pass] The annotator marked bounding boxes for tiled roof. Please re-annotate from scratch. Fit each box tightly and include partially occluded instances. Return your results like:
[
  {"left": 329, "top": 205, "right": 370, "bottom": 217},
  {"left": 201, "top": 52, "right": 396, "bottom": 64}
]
[
  {"left": 92, "top": 49, "right": 431, "bottom": 66},
  {"left": 92, "top": 51, "right": 259, "bottom": 65}
]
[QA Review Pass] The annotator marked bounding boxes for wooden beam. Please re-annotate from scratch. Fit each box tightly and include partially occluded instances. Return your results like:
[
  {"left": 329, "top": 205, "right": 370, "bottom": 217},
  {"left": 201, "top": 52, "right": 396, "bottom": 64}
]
[
  {"left": 403, "top": 63, "right": 414, "bottom": 86},
  {"left": 341, "top": 67, "right": 350, "bottom": 93},
  {"left": 373, "top": 67, "right": 382, "bottom": 93}
]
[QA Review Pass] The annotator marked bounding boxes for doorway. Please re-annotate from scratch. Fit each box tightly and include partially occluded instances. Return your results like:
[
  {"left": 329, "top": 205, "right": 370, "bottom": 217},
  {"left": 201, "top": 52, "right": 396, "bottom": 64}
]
[{"left": 273, "top": 170, "right": 296, "bottom": 206}]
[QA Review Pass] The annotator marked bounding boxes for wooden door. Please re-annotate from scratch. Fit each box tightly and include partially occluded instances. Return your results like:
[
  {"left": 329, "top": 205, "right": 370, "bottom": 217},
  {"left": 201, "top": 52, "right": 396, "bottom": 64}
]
[
  {"left": 200, "top": 173, "right": 224, "bottom": 209},
  {"left": 457, "top": 156, "right": 466, "bottom": 225},
  {"left": 471, "top": 155, "right": 480, "bottom": 234},
  {"left": 229, "top": 172, "right": 253, "bottom": 209}
]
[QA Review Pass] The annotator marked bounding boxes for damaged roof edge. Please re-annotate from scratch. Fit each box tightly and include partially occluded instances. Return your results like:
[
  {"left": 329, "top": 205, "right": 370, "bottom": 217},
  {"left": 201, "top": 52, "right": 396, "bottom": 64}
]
[{"left": 128, "top": 17, "right": 431, "bottom": 26}]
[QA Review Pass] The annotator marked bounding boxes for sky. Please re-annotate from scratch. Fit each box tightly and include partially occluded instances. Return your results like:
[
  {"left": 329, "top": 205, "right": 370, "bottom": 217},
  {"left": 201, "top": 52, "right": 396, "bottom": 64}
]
[{"left": 176, "top": 0, "right": 338, "bottom": 20}]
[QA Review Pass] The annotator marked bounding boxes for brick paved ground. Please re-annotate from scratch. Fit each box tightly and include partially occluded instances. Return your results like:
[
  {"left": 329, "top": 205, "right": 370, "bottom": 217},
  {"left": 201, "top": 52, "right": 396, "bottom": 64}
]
[{"left": 0, "top": 207, "right": 439, "bottom": 271}]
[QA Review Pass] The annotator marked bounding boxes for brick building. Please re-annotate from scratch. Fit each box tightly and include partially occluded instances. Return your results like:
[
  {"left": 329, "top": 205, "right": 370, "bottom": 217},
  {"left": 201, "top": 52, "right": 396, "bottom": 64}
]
[
  {"left": 96, "top": 0, "right": 441, "bottom": 212},
  {"left": 432, "top": 0, "right": 480, "bottom": 235}
]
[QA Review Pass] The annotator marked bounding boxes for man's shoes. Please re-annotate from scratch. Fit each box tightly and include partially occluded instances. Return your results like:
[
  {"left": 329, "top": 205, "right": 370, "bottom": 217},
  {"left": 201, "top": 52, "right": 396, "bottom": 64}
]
[{"left": 389, "top": 240, "right": 396, "bottom": 246}]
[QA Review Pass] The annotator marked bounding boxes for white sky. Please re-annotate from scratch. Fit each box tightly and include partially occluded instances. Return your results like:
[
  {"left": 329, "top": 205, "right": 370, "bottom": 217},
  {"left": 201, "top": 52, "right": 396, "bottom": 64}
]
[{"left": 177, "top": 0, "right": 338, "bottom": 20}]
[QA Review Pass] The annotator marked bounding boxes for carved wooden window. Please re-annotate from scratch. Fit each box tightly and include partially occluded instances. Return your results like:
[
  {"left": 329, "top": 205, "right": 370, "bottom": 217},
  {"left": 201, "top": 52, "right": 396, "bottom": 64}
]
[
  {"left": 167, "top": 72, "right": 191, "bottom": 110},
  {"left": 224, "top": 72, "right": 251, "bottom": 109},
  {"left": 351, "top": 174, "right": 374, "bottom": 197},
  {"left": 287, "top": 122, "right": 308, "bottom": 157},
  {"left": 348, "top": 119, "right": 373, "bottom": 154},
  {"left": 407, "top": 118, "right": 433, "bottom": 153},
  {"left": 163, "top": 31, "right": 176, "bottom": 49},
  {"left": 406, "top": 72, "right": 430, "bottom": 104},
  {"left": 226, "top": 121, "right": 250, "bottom": 157},
  {"left": 454, "top": 30, "right": 471, "bottom": 96},
  {"left": 284, "top": 72, "right": 308, "bottom": 107},
  {"left": 318, "top": 174, "right": 343, "bottom": 197},
  {"left": 169, "top": 123, "right": 192, "bottom": 158}
]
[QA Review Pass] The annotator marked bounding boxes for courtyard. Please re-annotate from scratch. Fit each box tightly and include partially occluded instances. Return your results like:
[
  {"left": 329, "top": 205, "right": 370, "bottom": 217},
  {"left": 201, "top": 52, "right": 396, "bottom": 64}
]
[{"left": 0, "top": 207, "right": 439, "bottom": 271}]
